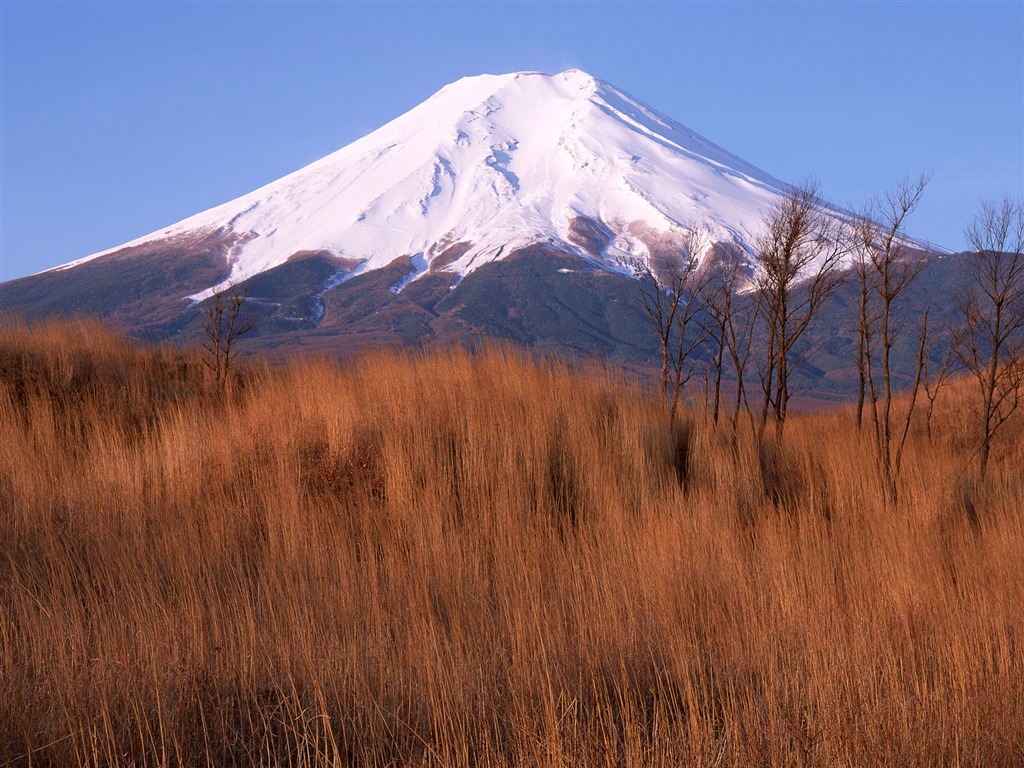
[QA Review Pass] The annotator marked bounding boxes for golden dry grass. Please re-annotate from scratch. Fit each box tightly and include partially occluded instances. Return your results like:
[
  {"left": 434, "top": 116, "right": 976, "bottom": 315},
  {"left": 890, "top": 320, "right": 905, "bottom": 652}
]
[{"left": 1, "top": 317, "right": 1022, "bottom": 766}]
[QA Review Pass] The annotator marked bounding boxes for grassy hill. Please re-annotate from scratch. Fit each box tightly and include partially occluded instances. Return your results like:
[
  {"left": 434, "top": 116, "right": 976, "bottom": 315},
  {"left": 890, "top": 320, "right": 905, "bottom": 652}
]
[{"left": 1, "top": 318, "right": 1021, "bottom": 766}]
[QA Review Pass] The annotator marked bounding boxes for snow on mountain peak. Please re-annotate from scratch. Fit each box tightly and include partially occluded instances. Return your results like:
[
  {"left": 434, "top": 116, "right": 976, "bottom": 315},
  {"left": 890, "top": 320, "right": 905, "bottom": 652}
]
[{"left": 61, "top": 69, "right": 822, "bottom": 300}]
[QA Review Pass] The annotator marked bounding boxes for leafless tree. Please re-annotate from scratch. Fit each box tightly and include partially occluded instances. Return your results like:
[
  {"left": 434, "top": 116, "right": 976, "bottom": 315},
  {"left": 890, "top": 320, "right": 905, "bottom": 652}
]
[
  {"left": 853, "top": 246, "right": 879, "bottom": 430},
  {"left": 856, "top": 176, "right": 937, "bottom": 499},
  {"left": 856, "top": 174, "right": 931, "bottom": 497},
  {"left": 956, "top": 195, "right": 1024, "bottom": 479},
  {"left": 636, "top": 224, "right": 713, "bottom": 421},
  {"left": 202, "top": 284, "right": 255, "bottom": 391},
  {"left": 754, "top": 181, "right": 849, "bottom": 437},
  {"left": 921, "top": 323, "right": 956, "bottom": 443},
  {"left": 701, "top": 249, "right": 729, "bottom": 425},
  {"left": 703, "top": 245, "right": 758, "bottom": 431},
  {"left": 635, "top": 267, "right": 681, "bottom": 408}
]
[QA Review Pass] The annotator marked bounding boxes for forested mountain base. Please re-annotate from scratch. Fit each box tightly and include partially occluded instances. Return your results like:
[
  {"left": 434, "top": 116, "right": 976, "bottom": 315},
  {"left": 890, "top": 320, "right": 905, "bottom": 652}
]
[{"left": 1, "top": 319, "right": 1021, "bottom": 766}]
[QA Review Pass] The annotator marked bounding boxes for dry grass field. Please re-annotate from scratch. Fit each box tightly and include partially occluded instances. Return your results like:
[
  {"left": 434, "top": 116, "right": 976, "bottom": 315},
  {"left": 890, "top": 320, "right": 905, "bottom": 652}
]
[{"left": 1, "top": 318, "right": 1022, "bottom": 766}]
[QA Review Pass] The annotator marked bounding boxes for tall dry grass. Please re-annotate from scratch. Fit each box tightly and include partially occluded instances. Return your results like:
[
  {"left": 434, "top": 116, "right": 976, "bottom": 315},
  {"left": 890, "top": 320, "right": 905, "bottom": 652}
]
[{"left": 1, "top": 317, "right": 1022, "bottom": 766}]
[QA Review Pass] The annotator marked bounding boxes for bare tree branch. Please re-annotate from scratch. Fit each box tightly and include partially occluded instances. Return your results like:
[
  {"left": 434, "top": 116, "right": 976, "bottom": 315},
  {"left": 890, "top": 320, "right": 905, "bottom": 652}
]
[
  {"left": 635, "top": 223, "right": 713, "bottom": 421},
  {"left": 855, "top": 173, "right": 931, "bottom": 498},
  {"left": 957, "top": 195, "right": 1024, "bottom": 479},
  {"left": 753, "top": 180, "right": 851, "bottom": 437},
  {"left": 202, "top": 284, "right": 255, "bottom": 392},
  {"left": 703, "top": 244, "right": 758, "bottom": 431}
]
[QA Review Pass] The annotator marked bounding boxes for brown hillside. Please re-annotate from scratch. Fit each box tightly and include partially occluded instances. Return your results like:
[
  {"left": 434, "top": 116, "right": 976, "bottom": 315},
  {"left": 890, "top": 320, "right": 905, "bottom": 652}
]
[{"left": 1, "top": 318, "right": 1022, "bottom": 766}]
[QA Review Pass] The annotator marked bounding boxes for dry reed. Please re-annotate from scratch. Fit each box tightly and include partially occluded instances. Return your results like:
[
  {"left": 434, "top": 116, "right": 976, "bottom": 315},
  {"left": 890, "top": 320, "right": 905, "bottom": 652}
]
[{"left": 0, "top": 317, "right": 1021, "bottom": 766}]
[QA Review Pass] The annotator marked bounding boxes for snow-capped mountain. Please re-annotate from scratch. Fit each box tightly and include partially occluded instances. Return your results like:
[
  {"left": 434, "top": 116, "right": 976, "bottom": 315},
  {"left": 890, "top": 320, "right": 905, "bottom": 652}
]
[
  {"left": 6, "top": 68, "right": 949, "bottom": 391},
  {"left": 53, "top": 69, "right": 826, "bottom": 301}
]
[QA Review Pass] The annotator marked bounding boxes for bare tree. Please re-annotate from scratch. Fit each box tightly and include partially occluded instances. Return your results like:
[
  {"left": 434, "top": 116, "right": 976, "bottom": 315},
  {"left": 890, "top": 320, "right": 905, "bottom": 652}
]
[
  {"left": 636, "top": 224, "right": 713, "bottom": 421},
  {"left": 635, "top": 268, "right": 681, "bottom": 407},
  {"left": 202, "top": 284, "right": 255, "bottom": 391},
  {"left": 754, "top": 181, "right": 849, "bottom": 437},
  {"left": 726, "top": 289, "right": 760, "bottom": 435},
  {"left": 956, "top": 196, "right": 1024, "bottom": 479},
  {"left": 701, "top": 247, "right": 730, "bottom": 425},
  {"left": 703, "top": 245, "right": 758, "bottom": 431},
  {"left": 853, "top": 246, "right": 879, "bottom": 430},
  {"left": 856, "top": 174, "right": 931, "bottom": 497},
  {"left": 921, "top": 323, "right": 956, "bottom": 444}
]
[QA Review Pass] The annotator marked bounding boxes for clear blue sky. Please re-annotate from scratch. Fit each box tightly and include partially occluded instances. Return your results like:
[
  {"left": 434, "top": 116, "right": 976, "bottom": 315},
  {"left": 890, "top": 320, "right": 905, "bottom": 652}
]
[{"left": 1, "top": 0, "right": 1021, "bottom": 281}]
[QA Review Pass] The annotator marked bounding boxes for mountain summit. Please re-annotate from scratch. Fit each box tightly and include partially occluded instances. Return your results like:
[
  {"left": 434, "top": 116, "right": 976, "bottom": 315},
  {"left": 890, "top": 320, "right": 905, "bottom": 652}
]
[{"left": 55, "top": 70, "right": 807, "bottom": 300}]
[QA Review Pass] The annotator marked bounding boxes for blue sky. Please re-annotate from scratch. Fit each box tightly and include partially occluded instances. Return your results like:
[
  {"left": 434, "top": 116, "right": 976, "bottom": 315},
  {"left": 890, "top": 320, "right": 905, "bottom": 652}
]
[{"left": 1, "top": 0, "right": 1021, "bottom": 281}]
